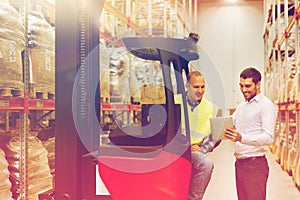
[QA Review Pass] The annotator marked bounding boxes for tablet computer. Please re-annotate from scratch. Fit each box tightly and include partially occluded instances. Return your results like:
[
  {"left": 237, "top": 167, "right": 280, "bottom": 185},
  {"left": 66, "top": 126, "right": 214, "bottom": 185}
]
[{"left": 210, "top": 116, "right": 234, "bottom": 140}]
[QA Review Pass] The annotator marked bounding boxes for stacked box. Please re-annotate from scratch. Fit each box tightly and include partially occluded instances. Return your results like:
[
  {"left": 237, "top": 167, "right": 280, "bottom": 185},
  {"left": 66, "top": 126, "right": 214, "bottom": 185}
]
[
  {"left": 141, "top": 85, "right": 165, "bottom": 104},
  {"left": 0, "top": 0, "right": 25, "bottom": 95}
]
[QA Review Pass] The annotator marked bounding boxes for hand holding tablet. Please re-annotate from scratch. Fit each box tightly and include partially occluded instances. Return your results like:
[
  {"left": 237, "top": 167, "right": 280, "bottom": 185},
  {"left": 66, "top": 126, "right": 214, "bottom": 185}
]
[
  {"left": 210, "top": 116, "right": 234, "bottom": 140},
  {"left": 223, "top": 125, "right": 242, "bottom": 142}
]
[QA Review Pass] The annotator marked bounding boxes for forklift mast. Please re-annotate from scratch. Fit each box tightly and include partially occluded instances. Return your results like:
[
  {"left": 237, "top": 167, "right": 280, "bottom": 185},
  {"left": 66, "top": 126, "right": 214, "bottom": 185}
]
[{"left": 55, "top": 0, "right": 103, "bottom": 199}]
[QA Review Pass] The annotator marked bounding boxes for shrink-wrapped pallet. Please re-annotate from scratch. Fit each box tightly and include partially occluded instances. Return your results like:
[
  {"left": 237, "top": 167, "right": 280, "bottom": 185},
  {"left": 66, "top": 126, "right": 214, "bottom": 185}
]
[
  {"left": 0, "top": 0, "right": 25, "bottom": 96},
  {"left": 0, "top": 135, "right": 53, "bottom": 200},
  {"left": 28, "top": 11, "right": 55, "bottom": 99},
  {"left": 109, "top": 48, "right": 141, "bottom": 103},
  {"left": 0, "top": 148, "right": 13, "bottom": 200},
  {"left": 129, "top": 69, "right": 141, "bottom": 103},
  {"left": 134, "top": 60, "right": 165, "bottom": 104},
  {"left": 100, "top": 46, "right": 110, "bottom": 102},
  {"left": 41, "top": 137, "right": 55, "bottom": 175},
  {"left": 37, "top": 127, "right": 55, "bottom": 179},
  {"left": 41, "top": 136, "right": 55, "bottom": 189},
  {"left": 109, "top": 48, "right": 131, "bottom": 103}
]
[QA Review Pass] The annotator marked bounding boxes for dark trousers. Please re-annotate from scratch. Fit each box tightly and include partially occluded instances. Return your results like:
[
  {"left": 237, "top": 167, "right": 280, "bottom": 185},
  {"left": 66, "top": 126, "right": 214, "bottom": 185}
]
[{"left": 235, "top": 156, "right": 269, "bottom": 200}]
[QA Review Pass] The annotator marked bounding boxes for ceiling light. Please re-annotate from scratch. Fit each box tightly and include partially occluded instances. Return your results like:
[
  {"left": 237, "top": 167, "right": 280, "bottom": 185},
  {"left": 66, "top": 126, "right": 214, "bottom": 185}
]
[{"left": 226, "top": 0, "right": 239, "bottom": 2}]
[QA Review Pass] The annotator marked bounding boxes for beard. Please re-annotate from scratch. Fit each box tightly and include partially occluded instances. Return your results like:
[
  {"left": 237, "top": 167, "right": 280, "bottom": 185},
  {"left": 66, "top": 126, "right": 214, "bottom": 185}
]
[{"left": 243, "top": 91, "right": 256, "bottom": 101}]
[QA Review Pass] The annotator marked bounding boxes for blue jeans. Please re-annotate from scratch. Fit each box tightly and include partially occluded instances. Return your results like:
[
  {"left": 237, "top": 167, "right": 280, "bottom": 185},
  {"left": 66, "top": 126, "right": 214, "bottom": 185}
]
[{"left": 188, "top": 151, "right": 214, "bottom": 200}]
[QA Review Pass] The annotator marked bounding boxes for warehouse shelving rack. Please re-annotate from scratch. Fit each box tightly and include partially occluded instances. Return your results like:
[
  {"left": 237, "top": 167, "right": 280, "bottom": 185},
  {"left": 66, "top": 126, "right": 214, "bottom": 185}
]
[
  {"left": 264, "top": 0, "right": 300, "bottom": 191},
  {"left": 0, "top": 97, "right": 55, "bottom": 131},
  {"left": 100, "top": 103, "right": 141, "bottom": 126},
  {"left": 0, "top": 97, "right": 54, "bottom": 111},
  {"left": 98, "top": 0, "right": 196, "bottom": 130},
  {"left": 0, "top": 1, "right": 56, "bottom": 199},
  {"left": 100, "top": 0, "right": 197, "bottom": 45}
]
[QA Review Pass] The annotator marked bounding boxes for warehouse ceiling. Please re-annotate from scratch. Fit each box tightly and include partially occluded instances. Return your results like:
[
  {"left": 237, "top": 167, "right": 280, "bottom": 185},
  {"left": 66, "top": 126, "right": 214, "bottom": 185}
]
[
  {"left": 197, "top": 0, "right": 263, "bottom": 3},
  {"left": 198, "top": 0, "right": 263, "bottom": 2}
]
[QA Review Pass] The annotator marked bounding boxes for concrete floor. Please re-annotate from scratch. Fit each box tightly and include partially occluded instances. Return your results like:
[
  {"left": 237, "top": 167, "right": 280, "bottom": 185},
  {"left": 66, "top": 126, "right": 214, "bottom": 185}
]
[{"left": 203, "top": 140, "right": 300, "bottom": 200}]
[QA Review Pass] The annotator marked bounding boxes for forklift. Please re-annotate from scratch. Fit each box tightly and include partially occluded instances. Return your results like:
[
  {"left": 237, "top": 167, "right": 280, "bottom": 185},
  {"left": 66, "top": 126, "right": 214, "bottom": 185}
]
[
  {"left": 53, "top": 1, "right": 200, "bottom": 199},
  {"left": 98, "top": 35, "right": 200, "bottom": 199}
]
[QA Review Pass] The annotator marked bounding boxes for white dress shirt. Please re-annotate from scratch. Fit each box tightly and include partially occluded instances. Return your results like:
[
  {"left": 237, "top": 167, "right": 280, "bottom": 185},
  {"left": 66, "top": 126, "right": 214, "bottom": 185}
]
[{"left": 233, "top": 93, "right": 277, "bottom": 159}]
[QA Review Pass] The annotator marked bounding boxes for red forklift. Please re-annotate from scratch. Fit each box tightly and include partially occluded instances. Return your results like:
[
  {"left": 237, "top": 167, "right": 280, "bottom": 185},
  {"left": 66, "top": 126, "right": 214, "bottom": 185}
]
[
  {"left": 53, "top": 1, "right": 200, "bottom": 199},
  {"left": 98, "top": 36, "right": 200, "bottom": 200}
]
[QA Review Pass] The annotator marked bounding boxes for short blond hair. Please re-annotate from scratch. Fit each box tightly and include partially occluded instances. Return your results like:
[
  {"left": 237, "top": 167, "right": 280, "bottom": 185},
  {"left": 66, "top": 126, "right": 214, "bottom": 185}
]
[{"left": 187, "top": 71, "right": 203, "bottom": 83}]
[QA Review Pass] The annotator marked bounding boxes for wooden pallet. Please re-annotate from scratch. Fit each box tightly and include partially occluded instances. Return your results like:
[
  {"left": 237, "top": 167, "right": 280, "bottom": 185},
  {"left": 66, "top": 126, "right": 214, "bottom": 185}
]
[
  {"left": 28, "top": 83, "right": 54, "bottom": 99},
  {"left": 34, "top": 91, "right": 55, "bottom": 100},
  {"left": 0, "top": 88, "right": 23, "bottom": 97}
]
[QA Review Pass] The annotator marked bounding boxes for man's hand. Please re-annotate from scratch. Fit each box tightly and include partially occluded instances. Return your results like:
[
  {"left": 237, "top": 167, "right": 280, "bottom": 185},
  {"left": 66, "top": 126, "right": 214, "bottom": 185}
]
[
  {"left": 191, "top": 144, "right": 202, "bottom": 152},
  {"left": 224, "top": 127, "right": 242, "bottom": 142},
  {"left": 200, "top": 139, "right": 221, "bottom": 154}
]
